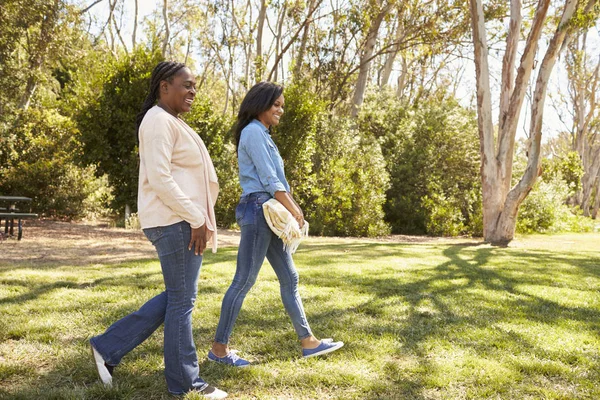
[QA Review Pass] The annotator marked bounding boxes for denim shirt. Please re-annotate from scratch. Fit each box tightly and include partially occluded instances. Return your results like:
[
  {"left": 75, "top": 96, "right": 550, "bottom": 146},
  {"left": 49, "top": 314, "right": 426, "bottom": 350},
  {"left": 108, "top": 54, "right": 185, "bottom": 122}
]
[{"left": 238, "top": 119, "right": 290, "bottom": 197}]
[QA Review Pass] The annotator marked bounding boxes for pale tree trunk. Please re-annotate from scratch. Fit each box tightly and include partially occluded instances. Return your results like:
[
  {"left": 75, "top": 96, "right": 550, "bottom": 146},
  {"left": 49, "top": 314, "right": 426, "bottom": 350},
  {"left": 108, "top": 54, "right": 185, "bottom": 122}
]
[
  {"left": 184, "top": 31, "right": 192, "bottom": 64},
  {"left": 380, "top": 8, "right": 403, "bottom": 87},
  {"left": 255, "top": 0, "right": 267, "bottom": 82},
  {"left": 592, "top": 176, "right": 600, "bottom": 218},
  {"left": 396, "top": 56, "right": 408, "bottom": 98},
  {"left": 162, "top": 0, "right": 170, "bottom": 58},
  {"left": 581, "top": 149, "right": 600, "bottom": 215},
  {"left": 111, "top": 6, "right": 129, "bottom": 56},
  {"left": 272, "top": 3, "right": 287, "bottom": 82},
  {"left": 567, "top": 33, "right": 600, "bottom": 215},
  {"left": 19, "top": 0, "right": 60, "bottom": 110},
  {"left": 293, "top": 0, "right": 318, "bottom": 78},
  {"left": 351, "top": 3, "right": 393, "bottom": 117},
  {"left": 470, "top": 0, "right": 583, "bottom": 244},
  {"left": 267, "top": 2, "right": 320, "bottom": 81},
  {"left": 132, "top": 0, "right": 138, "bottom": 48},
  {"left": 230, "top": 0, "right": 252, "bottom": 88}
]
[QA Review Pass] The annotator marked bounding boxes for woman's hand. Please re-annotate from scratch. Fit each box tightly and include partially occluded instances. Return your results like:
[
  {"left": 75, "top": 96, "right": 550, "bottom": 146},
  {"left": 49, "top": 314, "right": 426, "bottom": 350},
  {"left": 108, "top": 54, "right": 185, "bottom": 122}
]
[
  {"left": 293, "top": 213, "right": 305, "bottom": 228},
  {"left": 274, "top": 191, "right": 305, "bottom": 228},
  {"left": 189, "top": 224, "right": 212, "bottom": 255}
]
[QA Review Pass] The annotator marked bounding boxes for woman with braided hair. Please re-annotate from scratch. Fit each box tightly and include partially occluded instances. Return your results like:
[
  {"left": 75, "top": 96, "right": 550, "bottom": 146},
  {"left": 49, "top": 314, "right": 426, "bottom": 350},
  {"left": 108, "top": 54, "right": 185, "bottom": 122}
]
[{"left": 89, "top": 61, "right": 227, "bottom": 399}]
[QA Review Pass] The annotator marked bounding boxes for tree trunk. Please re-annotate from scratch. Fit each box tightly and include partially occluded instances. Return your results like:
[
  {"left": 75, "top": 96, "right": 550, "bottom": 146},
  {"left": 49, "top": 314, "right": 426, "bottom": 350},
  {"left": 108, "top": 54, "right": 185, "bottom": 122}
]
[
  {"left": 582, "top": 152, "right": 600, "bottom": 216},
  {"left": 19, "top": 0, "right": 60, "bottom": 110},
  {"left": 267, "top": 3, "right": 320, "bottom": 81},
  {"left": 592, "top": 176, "right": 600, "bottom": 218},
  {"left": 162, "top": 0, "right": 170, "bottom": 58},
  {"left": 350, "top": 3, "right": 392, "bottom": 117},
  {"left": 111, "top": 9, "right": 129, "bottom": 55},
  {"left": 567, "top": 31, "right": 600, "bottom": 213},
  {"left": 380, "top": 9, "right": 403, "bottom": 87},
  {"left": 272, "top": 2, "right": 287, "bottom": 82},
  {"left": 470, "top": 0, "right": 580, "bottom": 244},
  {"left": 293, "top": 0, "right": 318, "bottom": 79},
  {"left": 132, "top": 0, "right": 138, "bottom": 48},
  {"left": 255, "top": 0, "right": 267, "bottom": 82}
]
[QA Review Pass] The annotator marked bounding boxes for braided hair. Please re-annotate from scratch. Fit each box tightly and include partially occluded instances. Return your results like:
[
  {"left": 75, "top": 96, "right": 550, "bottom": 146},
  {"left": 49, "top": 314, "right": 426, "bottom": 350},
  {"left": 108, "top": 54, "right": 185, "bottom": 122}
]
[
  {"left": 234, "top": 81, "right": 284, "bottom": 153},
  {"left": 136, "top": 61, "right": 187, "bottom": 132}
]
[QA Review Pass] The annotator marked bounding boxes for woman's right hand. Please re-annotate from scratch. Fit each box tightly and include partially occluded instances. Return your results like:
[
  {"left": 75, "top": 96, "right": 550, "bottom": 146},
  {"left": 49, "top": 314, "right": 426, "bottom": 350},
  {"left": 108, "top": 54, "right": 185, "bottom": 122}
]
[{"left": 189, "top": 224, "right": 211, "bottom": 255}]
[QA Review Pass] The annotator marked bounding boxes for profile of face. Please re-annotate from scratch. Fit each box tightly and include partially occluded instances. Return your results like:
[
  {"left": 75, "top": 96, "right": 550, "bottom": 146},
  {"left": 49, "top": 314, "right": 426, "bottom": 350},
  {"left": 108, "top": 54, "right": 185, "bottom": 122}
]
[
  {"left": 159, "top": 67, "right": 196, "bottom": 115},
  {"left": 257, "top": 95, "right": 285, "bottom": 128}
]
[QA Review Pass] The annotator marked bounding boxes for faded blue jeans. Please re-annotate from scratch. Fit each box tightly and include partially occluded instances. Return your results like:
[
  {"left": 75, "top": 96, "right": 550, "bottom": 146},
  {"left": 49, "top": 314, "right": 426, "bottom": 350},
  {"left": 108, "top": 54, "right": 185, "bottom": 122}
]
[
  {"left": 214, "top": 192, "right": 312, "bottom": 344},
  {"left": 90, "top": 221, "right": 207, "bottom": 395}
]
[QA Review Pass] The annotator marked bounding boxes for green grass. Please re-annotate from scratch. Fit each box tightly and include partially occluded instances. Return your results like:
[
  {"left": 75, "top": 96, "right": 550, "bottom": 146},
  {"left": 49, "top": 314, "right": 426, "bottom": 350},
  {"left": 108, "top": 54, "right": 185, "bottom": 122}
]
[{"left": 1, "top": 233, "right": 600, "bottom": 399}]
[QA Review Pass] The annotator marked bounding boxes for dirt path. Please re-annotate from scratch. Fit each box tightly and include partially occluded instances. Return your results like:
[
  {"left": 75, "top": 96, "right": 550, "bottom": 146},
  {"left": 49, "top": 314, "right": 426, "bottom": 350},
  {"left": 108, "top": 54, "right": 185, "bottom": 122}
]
[
  {"left": 0, "top": 220, "right": 481, "bottom": 268},
  {"left": 0, "top": 220, "right": 241, "bottom": 267}
]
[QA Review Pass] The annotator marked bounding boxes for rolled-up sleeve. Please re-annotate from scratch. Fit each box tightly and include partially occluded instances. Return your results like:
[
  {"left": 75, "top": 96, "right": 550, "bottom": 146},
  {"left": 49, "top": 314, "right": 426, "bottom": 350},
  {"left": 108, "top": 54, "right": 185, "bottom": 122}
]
[{"left": 241, "top": 129, "right": 287, "bottom": 196}]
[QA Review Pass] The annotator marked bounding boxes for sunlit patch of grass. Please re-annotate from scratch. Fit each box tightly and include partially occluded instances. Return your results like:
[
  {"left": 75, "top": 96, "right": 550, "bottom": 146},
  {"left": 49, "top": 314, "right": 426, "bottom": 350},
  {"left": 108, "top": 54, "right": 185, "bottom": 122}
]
[{"left": 1, "top": 233, "right": 599, "bottom": 399}]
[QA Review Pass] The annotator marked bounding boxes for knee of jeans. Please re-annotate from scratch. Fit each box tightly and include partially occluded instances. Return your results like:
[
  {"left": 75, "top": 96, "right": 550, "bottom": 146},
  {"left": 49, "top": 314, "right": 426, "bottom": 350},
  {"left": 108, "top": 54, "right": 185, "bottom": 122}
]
[
  {"left": 280, "top": 271, "right": 299, "bottom": 288},
  {"left": 231, "top": 276, "right": 257, "bottom": 293},
  {"left": 166, "top": 292, "right": 196, "bottom": 309}
]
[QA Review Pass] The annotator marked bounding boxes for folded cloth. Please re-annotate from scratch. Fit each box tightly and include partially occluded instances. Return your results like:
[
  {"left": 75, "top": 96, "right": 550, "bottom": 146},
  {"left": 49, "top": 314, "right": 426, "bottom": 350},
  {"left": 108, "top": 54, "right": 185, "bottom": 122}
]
[{"left": 262, "top": 198, "right": 309, "bottom": 254}]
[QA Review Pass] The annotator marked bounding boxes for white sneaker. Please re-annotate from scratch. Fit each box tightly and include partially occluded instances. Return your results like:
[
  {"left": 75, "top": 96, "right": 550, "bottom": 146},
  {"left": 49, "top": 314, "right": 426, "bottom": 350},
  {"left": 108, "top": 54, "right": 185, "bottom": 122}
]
[
  {"left": 197, "top": 384, "right": 228, "bottom": 399},
  {"left": 90, "top": 342, "right": 113, "bottom": 387}
]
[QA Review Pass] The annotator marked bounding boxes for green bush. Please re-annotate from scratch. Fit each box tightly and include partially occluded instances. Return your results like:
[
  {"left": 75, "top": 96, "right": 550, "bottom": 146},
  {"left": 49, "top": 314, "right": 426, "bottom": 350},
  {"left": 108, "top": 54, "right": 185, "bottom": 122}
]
[
  {"left": 0, "top": 108, "right": 100, "bottom": 218},
  {"left": 309, "top": 116, "right": 390, "bottom": 237},
  {"left": 517, "top": 173, "right": 595, "bottom": 234},
  {"left": 360, "top": 91, "right": 481, "bottom": 236},
  {"left": 544, "top": 151, "right": 584, "bottom": 199}
]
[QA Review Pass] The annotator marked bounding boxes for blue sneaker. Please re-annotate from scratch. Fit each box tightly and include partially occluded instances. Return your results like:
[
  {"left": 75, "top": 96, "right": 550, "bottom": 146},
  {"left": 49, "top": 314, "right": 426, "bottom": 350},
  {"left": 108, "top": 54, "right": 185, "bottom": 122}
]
[
  {"left": 302, "top": 340, "right": 344, "bottom": 358},
  {"left": 208, "top": 350, "right": 251, "bottom": 367}
]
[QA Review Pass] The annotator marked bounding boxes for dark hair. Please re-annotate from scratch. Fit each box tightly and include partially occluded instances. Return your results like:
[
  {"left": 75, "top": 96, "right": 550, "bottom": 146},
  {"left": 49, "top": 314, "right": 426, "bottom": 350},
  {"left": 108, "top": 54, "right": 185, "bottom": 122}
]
[
  {"left": 136, "top": 61, "right": 187, "bottom": 132},
  {"left": 234, "top": 81, "right": 284, "bottom": 153}
]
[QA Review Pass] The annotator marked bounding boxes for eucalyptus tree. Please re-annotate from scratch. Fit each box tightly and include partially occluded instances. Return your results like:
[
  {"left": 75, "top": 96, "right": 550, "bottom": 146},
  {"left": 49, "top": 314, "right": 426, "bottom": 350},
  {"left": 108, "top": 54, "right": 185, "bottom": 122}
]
[
  {"left": 564, "top": 31, "right": 600, "bottom": 216},
  {"left": 469, "top": 0, "right": 599, "bottom": 244}
]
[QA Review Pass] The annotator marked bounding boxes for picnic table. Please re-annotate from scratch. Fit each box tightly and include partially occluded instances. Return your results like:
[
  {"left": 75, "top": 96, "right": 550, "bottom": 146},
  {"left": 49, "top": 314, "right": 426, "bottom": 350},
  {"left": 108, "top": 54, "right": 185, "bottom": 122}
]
[{"left": 0, "top": 196, "right": 38, "bottom": 241}]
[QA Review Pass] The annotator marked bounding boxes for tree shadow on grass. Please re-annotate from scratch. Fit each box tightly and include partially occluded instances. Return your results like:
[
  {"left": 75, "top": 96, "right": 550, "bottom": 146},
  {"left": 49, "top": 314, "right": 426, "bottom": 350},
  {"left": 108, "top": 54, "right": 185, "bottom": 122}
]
[
  {"left": 293, "top": 242, "right": 600, "bottom": 398},
  {"left": 2, "top": 241, "right": 599, "bottom": 399},
  {"left": 1, "top": 251, "right": 240, "bottom": 399}
]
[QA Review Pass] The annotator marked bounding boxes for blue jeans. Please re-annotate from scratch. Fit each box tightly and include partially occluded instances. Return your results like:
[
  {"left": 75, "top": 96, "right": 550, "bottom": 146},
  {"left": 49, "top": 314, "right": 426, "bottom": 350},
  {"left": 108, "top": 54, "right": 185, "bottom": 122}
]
[
  {"left": 214, "top": 192, "right": 312, "bottom": 344},
  {"left": 90, "top": 221, "right": 207, "bottom": 395}
]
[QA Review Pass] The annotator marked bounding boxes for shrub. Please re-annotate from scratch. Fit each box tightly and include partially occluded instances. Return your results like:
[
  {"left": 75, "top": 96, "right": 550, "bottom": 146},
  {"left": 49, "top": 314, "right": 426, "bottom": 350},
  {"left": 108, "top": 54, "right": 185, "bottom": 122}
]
[
  {"left": 309, "top": 116, "right": 390, "bottom": 237},
  {"left": 360, "top": 91, "right": 481, "bottom": 236},
  {"left": 0, "top": 108, "right": 100, "bottom": 218},
  {"left": 517, "top": 173, "right": 595, "bottom": 234}
]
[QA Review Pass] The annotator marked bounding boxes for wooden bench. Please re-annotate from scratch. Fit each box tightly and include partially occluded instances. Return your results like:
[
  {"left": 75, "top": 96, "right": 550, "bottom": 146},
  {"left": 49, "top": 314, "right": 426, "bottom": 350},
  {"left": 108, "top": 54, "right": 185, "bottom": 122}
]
[{"left": 0, "top": 196, "right": 38, "bottom": 241}]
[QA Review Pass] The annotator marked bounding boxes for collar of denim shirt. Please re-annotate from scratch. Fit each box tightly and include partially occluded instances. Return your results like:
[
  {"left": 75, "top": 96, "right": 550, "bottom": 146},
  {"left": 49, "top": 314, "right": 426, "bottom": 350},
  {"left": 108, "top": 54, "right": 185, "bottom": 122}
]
[{"left": 250, "top": 118, "right": 270, "bottom": 133}]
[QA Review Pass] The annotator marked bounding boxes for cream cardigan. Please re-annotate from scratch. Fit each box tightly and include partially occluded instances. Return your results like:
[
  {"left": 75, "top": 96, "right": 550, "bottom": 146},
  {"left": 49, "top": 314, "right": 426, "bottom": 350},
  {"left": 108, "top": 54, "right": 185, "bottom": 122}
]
[{"left": 137, "top": 106, "right": 220, "bottom": 252}]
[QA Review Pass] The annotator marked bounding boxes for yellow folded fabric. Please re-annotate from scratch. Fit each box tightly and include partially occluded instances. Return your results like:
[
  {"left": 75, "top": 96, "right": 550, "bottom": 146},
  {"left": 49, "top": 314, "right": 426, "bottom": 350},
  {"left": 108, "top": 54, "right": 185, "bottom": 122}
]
[{"left": 262, "top": 199, "right": 309, "bottom": 254}]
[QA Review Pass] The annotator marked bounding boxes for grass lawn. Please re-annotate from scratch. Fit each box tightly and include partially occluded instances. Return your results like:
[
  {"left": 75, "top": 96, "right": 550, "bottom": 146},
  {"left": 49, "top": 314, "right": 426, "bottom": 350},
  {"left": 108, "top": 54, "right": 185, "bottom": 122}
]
[{"left": 1, "top": 233, "right": 599, "bottom": 399}]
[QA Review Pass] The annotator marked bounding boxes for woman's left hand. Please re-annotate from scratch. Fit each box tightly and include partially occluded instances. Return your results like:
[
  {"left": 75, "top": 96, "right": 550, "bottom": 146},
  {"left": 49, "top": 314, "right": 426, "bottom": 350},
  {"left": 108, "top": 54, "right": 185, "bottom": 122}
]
[{"left": 294, "top": 213, "right": 305, "bottom": 228}]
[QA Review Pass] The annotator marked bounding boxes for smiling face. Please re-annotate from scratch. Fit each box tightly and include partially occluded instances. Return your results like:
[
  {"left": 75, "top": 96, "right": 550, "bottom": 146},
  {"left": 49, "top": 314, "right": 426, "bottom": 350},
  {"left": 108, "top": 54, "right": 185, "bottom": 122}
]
[
  {"left": 159, "top": 67, "right": 196, "bottom": 116},
  {"left": 257, "top": 95, "right": 285, "bottom": 128}
]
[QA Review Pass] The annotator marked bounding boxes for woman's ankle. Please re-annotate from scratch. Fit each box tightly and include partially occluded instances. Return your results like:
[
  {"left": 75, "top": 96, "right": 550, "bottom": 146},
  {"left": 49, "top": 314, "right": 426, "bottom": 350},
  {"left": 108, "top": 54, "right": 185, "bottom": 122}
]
[
  {"left": 300, "top": 336, "right": 321, "bottom": 349},
  {"left": 211, "top": 342, "right": 229, "bottom": 357}
]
